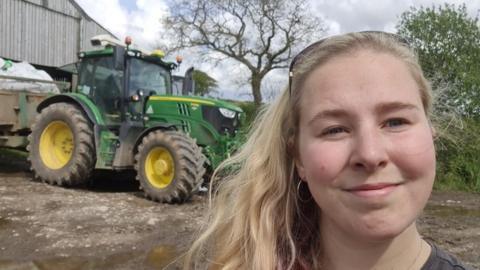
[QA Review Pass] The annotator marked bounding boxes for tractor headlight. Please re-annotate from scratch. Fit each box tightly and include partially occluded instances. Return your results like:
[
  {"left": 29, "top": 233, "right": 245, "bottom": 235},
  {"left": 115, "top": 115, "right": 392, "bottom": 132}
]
[{"left": 219, "top": 108, "right": 236, "bottom": 119}]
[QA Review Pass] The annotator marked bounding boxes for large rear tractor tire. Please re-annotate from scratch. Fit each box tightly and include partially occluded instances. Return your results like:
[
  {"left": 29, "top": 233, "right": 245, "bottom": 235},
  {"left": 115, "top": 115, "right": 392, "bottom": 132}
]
[
  {"left": 135, "top": 130, "right": 206, "bottom": 203},
  {"left": 27, "top": 103, "right": 96, "bottom": 186}
]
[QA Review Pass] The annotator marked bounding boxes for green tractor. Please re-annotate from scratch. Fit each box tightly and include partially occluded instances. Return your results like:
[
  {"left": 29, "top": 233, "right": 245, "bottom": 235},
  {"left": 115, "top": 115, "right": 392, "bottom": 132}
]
[{"left": 27, "top": 35, "right": 242, "bottom": 203}]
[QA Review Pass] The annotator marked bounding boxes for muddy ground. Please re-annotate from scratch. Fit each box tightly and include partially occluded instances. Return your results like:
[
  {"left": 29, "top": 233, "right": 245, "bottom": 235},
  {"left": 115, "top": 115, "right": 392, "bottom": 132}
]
[{"left": 0, "top": 154, "right": 479, "bottom": 270}]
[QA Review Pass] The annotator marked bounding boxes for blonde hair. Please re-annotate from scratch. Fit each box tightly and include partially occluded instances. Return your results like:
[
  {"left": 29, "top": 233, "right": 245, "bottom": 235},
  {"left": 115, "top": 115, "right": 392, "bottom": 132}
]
[{"left": 183, "top": 32, "right": 432, "bottom": 270}]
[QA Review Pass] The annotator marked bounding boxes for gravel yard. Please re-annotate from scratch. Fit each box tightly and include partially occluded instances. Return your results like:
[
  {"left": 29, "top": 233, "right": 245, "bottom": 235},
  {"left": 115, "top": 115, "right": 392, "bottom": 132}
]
[{"left": 0, "top": 156, "right": 478, "bottom": 270}]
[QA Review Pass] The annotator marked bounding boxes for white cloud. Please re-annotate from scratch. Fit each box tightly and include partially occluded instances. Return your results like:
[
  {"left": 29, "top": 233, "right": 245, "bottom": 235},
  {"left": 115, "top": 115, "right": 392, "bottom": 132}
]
[
  {"left": 313, "top": 0, "right": 410, "bottom": 34},
  {"left": 76, "top": 0, "right": 169, "bottom": 49},
  {"left": 128, "top": 0, "right": 170, "bottom": 49},
  {"left": 76, "top": 0, "right": 129, "bottom": 38},
  {"left": 314, "top": 0, "right": 480, "bottom": 35}
]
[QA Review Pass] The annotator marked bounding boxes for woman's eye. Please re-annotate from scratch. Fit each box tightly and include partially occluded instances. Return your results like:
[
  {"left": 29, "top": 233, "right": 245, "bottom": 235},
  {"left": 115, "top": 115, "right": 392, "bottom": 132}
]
[
  {"left": 321, "top": 126, "right": 347, "bottom": 136},
  {"left": 384, "top": 118, "right": 408, "bottom": 128}
]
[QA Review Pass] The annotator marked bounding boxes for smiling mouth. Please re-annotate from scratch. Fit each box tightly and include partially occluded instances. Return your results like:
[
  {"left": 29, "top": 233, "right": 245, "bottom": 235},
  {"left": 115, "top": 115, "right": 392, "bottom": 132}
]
[{"left": 344, "top": 183, "right": 402, "bottom": 198}]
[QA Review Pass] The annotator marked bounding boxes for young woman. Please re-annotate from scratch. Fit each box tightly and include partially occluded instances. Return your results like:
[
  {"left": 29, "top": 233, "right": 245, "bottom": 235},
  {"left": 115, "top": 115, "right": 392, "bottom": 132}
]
[{"left": 184, "top": 32, "right": 472, "bottom": 270}]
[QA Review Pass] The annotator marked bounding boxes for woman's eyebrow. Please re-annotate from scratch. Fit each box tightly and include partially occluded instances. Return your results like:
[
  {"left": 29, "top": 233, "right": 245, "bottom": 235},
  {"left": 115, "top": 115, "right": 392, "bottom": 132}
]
[
  {"left": 307, "top": 102, "right": 420, "bottom": 126},
  {"left": 307, "top": 109, "right": 349, "bottom": 126},
  {"left": 375, "top": 101, "right": 420, "bottom": 114}
]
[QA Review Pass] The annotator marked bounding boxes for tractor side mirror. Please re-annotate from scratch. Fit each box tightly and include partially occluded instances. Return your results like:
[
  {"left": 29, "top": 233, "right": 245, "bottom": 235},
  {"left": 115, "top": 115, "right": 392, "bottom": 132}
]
[
  {"left": 113, "top": 46, "right": 125, "bottom": 70},
  {"left": 183, "top": 67, "right": 194, "bottom": 95}
]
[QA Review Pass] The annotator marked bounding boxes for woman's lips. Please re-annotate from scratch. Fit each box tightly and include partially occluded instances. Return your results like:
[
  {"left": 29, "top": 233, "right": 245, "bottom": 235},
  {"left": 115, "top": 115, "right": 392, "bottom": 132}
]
[{"left": 344, "top": 183, "right": 401, "bottom": 198}]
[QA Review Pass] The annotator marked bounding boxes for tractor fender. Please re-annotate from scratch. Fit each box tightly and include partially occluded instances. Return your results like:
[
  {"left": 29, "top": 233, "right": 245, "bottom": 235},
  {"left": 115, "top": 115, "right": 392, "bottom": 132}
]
[
  {"left": 37, "top": 94, "right": 101, "bottom": 126},
  {"left": 133, "top": 123, "right": 178, "bottom": 154},
  {"left": 37, "top": 94, "right": 104, "bottom": 160}
]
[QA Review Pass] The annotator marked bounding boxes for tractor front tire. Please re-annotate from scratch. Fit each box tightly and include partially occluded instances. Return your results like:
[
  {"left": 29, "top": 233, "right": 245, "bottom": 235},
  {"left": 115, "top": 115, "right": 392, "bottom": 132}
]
[
  {"left": 135, "top": 130, "right": 206, "bottom": 203},
  {"left": 27, "top": 103, "right": 96, "bottom": 186}
]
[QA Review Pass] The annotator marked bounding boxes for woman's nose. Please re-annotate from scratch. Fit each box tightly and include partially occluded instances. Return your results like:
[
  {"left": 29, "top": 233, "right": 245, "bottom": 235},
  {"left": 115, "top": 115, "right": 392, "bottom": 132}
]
[{"left": 349, "top": 127, "right": 388, "bottom": 173}]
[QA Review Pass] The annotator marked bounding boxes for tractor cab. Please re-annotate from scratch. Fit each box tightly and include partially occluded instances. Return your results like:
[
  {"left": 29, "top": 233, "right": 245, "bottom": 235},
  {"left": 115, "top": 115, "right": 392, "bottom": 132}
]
[{"left": 76, "top": 36, "right": 176, "bottom": 125}]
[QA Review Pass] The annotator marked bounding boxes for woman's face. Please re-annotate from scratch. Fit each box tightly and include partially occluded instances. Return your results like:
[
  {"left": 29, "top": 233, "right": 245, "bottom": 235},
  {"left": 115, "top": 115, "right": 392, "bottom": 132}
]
[{"left": 295, "top": 49, "right": 436, "bottom": 242}]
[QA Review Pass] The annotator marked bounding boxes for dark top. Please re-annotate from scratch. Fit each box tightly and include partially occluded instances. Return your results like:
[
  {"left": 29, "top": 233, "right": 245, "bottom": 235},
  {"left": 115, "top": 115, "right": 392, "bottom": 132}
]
[{"left": 421, "top": 243, "right": 475, "bottom": 270}]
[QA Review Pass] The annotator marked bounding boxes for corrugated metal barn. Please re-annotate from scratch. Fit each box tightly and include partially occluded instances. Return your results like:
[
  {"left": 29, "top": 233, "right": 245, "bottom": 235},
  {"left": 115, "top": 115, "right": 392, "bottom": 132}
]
[{"left": 0, "top": 0, "right": 116, "bottom": 68}]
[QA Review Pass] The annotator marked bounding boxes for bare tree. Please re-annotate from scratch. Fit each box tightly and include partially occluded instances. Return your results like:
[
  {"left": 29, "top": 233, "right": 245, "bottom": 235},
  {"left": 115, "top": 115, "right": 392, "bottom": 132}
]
[{"left": 164, "top": 0, "right": 326, "bottom": 106}]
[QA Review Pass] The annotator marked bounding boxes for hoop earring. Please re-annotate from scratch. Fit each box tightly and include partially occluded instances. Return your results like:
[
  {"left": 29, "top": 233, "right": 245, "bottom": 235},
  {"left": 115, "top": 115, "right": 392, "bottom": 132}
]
[{"left": 296, "top": 180, "right": 312, "bottom": 203}]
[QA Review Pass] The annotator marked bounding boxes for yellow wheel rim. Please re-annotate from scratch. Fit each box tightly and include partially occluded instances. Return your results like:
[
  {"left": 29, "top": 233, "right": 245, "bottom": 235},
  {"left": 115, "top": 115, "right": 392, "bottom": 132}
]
[
  {"left": 39, "top": 121, "right": 74, "bottom": 169},
  {"left": 145, "top": 147, "right": 175, "bottom": 189}
]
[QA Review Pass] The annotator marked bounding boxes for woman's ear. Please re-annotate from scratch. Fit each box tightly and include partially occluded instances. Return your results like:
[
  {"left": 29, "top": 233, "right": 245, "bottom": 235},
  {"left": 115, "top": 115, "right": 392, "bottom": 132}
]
[
  {"left": 295, "top": 158, "right": 306, "bottom": 181},
  {"left": 288, "top": 134, "right": 306, "bottom": 181}
]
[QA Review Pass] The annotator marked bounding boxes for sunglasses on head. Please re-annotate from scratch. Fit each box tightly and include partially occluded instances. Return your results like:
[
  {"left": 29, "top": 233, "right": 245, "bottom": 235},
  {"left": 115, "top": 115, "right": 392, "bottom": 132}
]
[{"left": 288, "top": 31, "right": 410, "bottom": 96}]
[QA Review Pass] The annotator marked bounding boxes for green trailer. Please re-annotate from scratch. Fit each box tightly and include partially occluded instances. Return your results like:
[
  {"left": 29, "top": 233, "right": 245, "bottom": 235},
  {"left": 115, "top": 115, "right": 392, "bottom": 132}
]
[{"left": 0, "top": 36, "right": 243, "bottom": 203}]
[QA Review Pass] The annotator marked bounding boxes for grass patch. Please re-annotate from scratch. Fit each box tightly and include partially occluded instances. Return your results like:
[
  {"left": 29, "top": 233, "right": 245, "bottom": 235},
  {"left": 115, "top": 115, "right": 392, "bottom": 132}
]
[{"left": 435, "top": 118, "right": 480, "bottom": 192}]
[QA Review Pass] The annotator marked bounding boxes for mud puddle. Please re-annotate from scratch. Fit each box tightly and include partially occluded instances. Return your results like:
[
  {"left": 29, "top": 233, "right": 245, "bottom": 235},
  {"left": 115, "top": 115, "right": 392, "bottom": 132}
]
[{"left": 0, "top": 245, "right": 177, "bottom": 270}]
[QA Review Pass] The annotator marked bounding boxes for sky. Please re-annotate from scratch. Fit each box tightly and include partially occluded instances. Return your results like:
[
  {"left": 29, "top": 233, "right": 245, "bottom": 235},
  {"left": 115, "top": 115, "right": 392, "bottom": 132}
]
[{"left": 75, "top": 0, "right": 480, "bottom": 101}]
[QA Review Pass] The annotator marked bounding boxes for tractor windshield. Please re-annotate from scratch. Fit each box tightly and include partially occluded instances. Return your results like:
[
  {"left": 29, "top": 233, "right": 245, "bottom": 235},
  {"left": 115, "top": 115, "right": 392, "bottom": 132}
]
[{"left": 129, "top": 58, "right": 171, "bottom": 96}]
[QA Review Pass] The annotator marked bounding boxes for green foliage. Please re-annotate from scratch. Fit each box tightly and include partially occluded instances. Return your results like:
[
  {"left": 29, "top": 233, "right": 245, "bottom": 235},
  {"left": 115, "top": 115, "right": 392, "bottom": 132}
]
[
  {"left": 231, "top": 100, "right": 258, "bottom": 132},
  {"left": 211, "top": 100, "right": 256, "bottom": 157},
  {"left": 202, "top": 101, "right": 257, "bottom": 172},
  {"left": 192, "top": 70, "right": 217, "bottom": 96},
  {"left": 397, "top": 3, "right": 480, "bottom": 116},
  {"left": 435, "top": 118, "right": 480, "bottom": 192}
]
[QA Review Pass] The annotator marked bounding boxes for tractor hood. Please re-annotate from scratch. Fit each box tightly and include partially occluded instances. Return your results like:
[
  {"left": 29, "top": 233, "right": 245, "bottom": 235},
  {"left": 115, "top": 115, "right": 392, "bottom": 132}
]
[{"left": 150, "top": 95, "right": 243, "bottom": 113}]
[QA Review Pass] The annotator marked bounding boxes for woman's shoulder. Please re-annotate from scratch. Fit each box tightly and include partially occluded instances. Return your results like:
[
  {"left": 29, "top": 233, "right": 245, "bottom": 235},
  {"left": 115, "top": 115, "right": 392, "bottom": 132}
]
[{"left": 421, "top": 242, "right": 475, "bottom": 270}]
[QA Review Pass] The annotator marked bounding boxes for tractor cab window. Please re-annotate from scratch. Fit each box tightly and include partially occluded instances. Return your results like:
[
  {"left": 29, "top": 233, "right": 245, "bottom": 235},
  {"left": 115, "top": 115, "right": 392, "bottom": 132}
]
[
  {"left": 77, "top": 56, "right": 123, "bottom": 123},
  {"left": 128, "top": 58, "right": 170, "bottom": 96}
]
